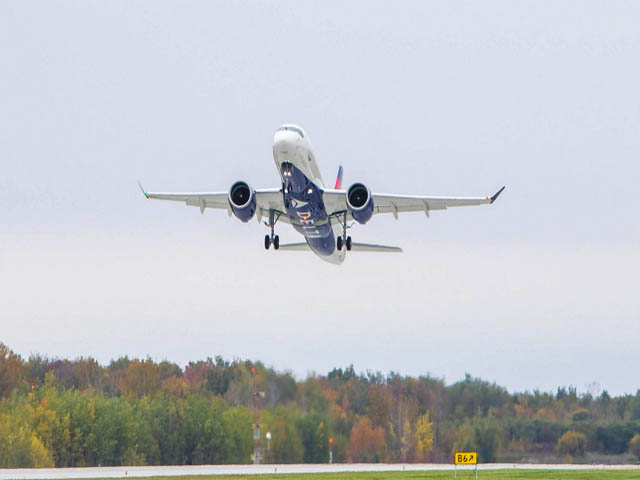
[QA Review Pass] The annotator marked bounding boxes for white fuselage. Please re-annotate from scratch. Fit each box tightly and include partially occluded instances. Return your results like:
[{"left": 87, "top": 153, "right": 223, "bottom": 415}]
[{"left": 272, "top": 125, "right": 345, "bottom": 265}]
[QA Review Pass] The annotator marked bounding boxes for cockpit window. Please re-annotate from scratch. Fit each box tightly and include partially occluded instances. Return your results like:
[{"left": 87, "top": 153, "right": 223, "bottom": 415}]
[{"left": 277, "top": 126, "right": 304, "bottom": 138}]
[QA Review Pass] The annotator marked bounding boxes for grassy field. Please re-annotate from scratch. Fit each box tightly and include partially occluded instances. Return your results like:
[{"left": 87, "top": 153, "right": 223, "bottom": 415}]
[{"left": 85, "top": 471, "right": 640, "bottom": 480}]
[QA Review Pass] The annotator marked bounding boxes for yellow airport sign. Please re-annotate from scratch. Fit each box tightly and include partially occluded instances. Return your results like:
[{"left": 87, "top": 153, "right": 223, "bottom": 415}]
[{"left": 454, "top": 451, "right": 477, "bottom": 465}]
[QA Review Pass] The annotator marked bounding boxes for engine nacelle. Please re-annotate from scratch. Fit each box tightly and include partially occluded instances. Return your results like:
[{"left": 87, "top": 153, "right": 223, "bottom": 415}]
[
  {"left": 346, "top": 182, "right": 374, "bottom": 224},
  {"left": 228, "top": 181, "right": 256, "bottom": 222}
]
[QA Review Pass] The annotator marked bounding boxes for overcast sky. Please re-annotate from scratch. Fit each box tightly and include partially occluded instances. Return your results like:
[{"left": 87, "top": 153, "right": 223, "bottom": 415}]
[{"left": 1, "top": 1, "right": 639, "bottom": 395}]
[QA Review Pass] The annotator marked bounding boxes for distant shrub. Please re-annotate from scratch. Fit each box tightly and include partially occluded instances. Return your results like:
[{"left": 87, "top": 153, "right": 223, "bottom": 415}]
[
  {"left": 629, "top": 434, "right": 640, "bottom": 460},
  {"left": 571, "top": 408, "right": 591, "bottom": 423},
  {"left": 556, "top": 431, "right": 586, "bottom": 457}
]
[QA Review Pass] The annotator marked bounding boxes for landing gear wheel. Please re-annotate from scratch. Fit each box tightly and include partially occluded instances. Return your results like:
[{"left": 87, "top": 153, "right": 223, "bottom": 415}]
[
  {"left": 264, "top": 235, "right": 271, "bottom": 250},
  {"left": 346, "top": 236, "right": 352, "bottom": 251},
  {"left": 336, "top": 236, "right": 343, "bottom": 251},
  {"left": 273, "top": 235, "right": 280, "bottom": 250}
]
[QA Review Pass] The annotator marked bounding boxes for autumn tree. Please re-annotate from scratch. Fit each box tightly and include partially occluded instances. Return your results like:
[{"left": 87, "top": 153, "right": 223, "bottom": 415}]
[
  {"left": 118, "top": 359, "right": 160, "bottom": 397},
  {"left": 628, "top": 434, "right": 640, "bottom": 461},
  {"left": 0, "top": 412, "right": 54, "bottom": 467},
  {"left": 414, "top": 412, "right": 434, "bottom": 461},
  {"left": 346, "top": 417, "right": 386, "bottom": 462},
  {"left": 0, "top": 343, "right": 24, "bottom": 398},
  {"left": 557, "top": 431, "right": 586, "bottom": 458}
]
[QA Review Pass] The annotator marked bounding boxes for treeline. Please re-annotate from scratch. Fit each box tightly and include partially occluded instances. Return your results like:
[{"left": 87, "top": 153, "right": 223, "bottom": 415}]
[{"left": 1, "top": 342, "right": 640, "bottom": 468}]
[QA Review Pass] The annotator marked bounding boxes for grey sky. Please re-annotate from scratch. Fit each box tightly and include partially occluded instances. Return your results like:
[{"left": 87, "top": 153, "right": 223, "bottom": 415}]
[{"left": 1, "top": 1, "right": 639, "bottom": 395}]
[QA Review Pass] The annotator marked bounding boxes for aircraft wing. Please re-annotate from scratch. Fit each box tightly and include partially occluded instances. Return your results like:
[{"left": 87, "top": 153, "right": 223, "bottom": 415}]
[
  {"left": 323, "top": 186, "right": 505, "bottom": 218},
  {"left": 139, "top": 182, "right": 286, "bottom": 220}
]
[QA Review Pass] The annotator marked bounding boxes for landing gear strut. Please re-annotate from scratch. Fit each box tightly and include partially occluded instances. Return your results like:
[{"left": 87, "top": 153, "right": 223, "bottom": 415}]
[
  {"left": 264, "top": 210, "right": 280, "bottom": 250},
  {"left": 336, "top": 212, "right": 352, "bottom": 251}
]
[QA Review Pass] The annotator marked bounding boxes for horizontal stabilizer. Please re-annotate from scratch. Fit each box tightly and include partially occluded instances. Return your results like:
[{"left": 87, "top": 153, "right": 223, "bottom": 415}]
[
  {"left": 277, "top": 243, "right": 310, "bottom": 251},
  {"left": 350, "top": 242, "right": 403, "bottom": 252},
  {"left": 278, "top": 242, "right": 402, "bottom": 253}
]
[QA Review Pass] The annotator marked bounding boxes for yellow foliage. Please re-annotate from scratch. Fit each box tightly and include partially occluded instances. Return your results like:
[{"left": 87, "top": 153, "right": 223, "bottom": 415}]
[
  {"left": 414, "top": 412, "right": 434, "bottom": 461},
  {"left": 30, "top": 434, "right": 54, "bottom": 468},
  {"left": 0, "top": 412, "right": 54, "bottom": 468},
  {"left": 556, "top": 430, "right": 586, "bottom": 457},
  {"left": 514, "top": 403, "right": 533, "bottom": 419},
  {"left": 629, "top": 433, "right": 640, "bottom": 460},
  {"left": 161, "top": 375, "right": 190, "bottom": 396},
  {"left": 119, "top": 359, "right": 160, "bottom": 397},
  {"left": 401, "top": 419, "right": 413, "bottom": 461},
  {"left": 534, "top": 407, "right": 557, "bottom": 422}
]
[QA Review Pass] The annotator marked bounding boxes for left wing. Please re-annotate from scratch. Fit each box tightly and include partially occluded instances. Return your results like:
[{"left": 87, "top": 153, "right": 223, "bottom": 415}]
[
  {"left": 323, "top": 186, "right": 505, "bottom": 219},
  {"left": 139, "top": 182, "right": 286, "bottom": 221}
]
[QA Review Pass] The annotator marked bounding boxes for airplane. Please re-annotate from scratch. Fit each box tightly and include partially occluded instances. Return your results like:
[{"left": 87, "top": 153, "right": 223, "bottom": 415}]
[{"left": 139, "top": 124, "right": 504, "bottom": 265}]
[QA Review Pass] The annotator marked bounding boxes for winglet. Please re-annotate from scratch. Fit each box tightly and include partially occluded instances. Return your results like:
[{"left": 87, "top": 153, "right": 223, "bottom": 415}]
[
  {"left": 334, "top": 165, "right": 343, "bottom": 189},
  {"left": 489, "top": 186, "right": 505, "bottom": 204},
  {"left": 138, "top": 180, "right": 148, "bottom": 198}
]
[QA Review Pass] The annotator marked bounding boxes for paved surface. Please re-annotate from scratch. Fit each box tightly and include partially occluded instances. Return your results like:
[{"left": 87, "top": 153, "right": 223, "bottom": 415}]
[{"left": 1, "top": 463, "right": 639, "bottom": 479}]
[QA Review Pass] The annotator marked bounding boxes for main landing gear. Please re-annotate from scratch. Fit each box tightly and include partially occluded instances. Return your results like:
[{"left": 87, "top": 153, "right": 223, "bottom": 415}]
[
  {"left": 264, "top": 210, "right": 280, "bottom": 250},
  {"left": 265, "top": 234, "right": 279, "bottom": 250},
  {"left": 336, "top": 212, "right": 352, "bottom": 251},
  {"left": 336, "top": 235, "right": 351, "bottom": 251}
]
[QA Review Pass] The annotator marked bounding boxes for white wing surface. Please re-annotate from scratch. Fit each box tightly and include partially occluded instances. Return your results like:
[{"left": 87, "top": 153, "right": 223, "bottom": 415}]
[
  {"left": 139, "top": 182, "right": 286, "bottom": 220},
  {"left": 322, "top": 186, "right": 505, "bottom": 219}
]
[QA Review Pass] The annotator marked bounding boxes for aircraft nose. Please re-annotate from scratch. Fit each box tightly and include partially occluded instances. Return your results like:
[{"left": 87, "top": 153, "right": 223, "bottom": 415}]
[{"left": 273, "top": 130, "right": 298, "bottom": 152}]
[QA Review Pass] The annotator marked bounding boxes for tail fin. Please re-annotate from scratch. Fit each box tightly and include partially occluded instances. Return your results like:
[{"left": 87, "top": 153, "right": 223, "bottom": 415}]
[{"left": 334, "top": 165, "right": 344, "bottom": 189}]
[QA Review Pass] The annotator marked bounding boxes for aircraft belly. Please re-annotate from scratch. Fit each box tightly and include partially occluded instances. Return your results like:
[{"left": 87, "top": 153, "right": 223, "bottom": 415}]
[{"left": 281, "top": 161, "right": 344, "bottom": 264}]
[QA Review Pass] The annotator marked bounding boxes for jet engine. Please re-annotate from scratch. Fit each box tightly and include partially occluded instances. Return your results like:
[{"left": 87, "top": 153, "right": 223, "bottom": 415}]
[
  {"left": 228, "top": 181, "right": 256, "bottom": 222},
  {"left": 346, "top": 182, "right": 374, "bottom": 224}
]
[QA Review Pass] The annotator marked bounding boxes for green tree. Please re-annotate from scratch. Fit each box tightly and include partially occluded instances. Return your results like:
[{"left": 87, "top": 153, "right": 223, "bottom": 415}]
[
  {"left": 93, "top": 397, "right": 137, "bottom": 466},
  {"left": 149, "top": 394, "right": 183, "bottom": 464},
  {"left": 222, "top": 407, "right": 252, "bottom": 463},
  {"left": 473, "top": 413, "right": 501, "bottom": 463},
  {"left": 452, "top": 421, "right": 475, "bottom": 456},
  {"left": 180, "top": 395, "right": 225, "bottom": 464},
  {"left": 297, "top": 411, "right": 329, "bottom": 463},
  {"left": 262, "top": 406, "right": 304, "bottom": 463}
]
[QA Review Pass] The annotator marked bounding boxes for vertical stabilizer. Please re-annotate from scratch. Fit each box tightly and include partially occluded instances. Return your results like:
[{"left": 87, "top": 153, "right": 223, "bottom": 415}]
[{"left": 334, "top": 165, "right": 343, "bottom": 189}]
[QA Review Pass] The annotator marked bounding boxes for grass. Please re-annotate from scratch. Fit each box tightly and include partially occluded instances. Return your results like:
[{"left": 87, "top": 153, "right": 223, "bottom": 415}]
[{"left": 84, "top": 470, "right": 640, "bottom": 480}]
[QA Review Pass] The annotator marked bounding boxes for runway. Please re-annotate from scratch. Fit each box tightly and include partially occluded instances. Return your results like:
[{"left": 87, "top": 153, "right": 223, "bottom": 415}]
[{"left": 2, "top": 463, "right": 640, "bottom": 479}]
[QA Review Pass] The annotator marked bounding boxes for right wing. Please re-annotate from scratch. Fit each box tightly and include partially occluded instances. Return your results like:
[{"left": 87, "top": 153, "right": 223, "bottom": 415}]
[
  {"left": 139, "top": 182, "right": 286, "bottom": 221},
  {"left": 322, "top": 186, "right": 505, "bottom": 219}
]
